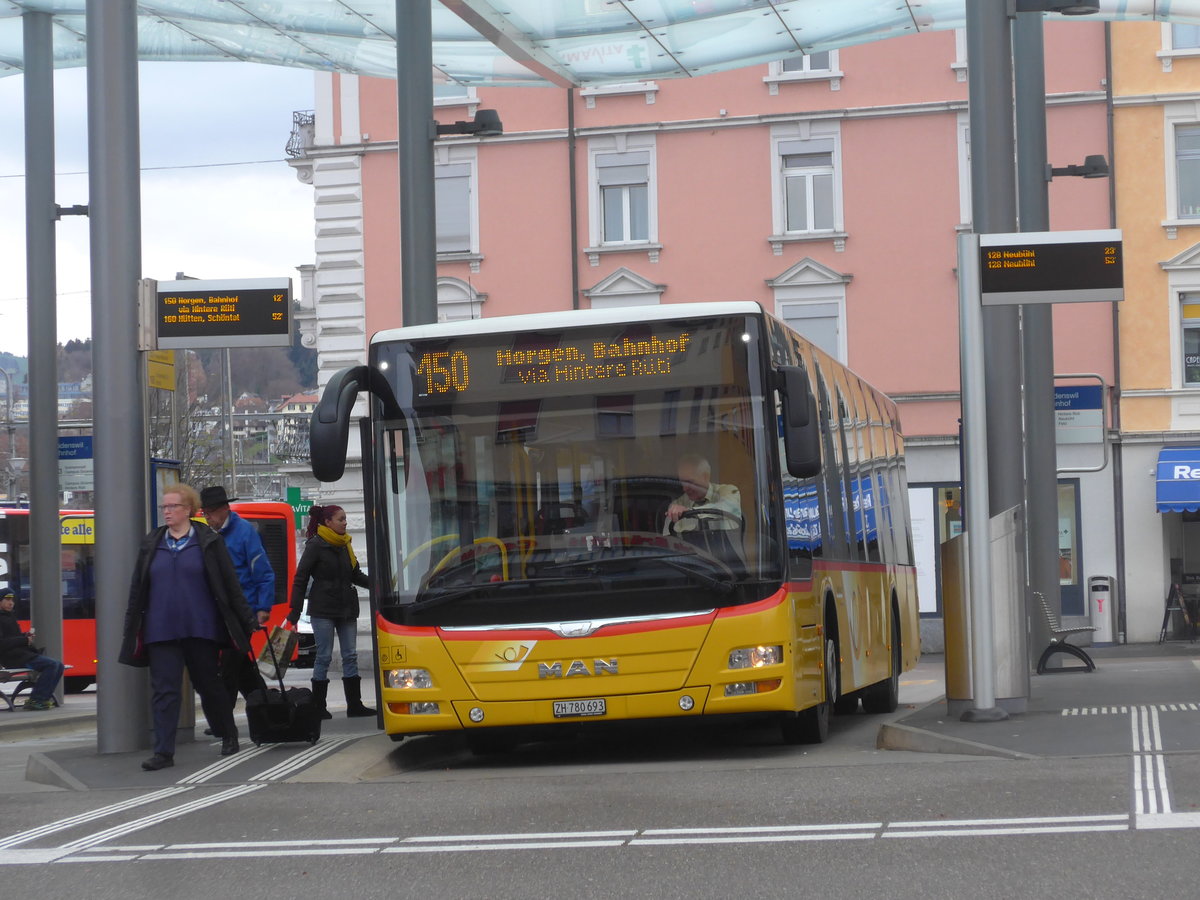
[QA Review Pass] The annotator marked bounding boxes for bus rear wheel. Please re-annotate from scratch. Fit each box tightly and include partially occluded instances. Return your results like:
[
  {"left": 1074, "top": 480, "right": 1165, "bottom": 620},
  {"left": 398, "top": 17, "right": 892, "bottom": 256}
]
[{"left": 861, "top": 615, "right": 901, "bottom": 714}]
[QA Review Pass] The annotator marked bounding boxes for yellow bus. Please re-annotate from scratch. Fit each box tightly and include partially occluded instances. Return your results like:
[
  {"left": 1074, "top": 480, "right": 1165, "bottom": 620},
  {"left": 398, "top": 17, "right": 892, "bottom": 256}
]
[{"left": 311, "top": 302, "right": 919, "bottom": 748}]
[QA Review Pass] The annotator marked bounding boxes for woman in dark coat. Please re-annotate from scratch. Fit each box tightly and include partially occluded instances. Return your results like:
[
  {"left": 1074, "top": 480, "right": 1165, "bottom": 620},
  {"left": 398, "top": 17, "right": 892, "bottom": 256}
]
[
  {"left": 287, "top": 504, "right": 374, "bottom": 718},
  {"left": 120, "top": 483, "right": 259, "bottom": 771}
]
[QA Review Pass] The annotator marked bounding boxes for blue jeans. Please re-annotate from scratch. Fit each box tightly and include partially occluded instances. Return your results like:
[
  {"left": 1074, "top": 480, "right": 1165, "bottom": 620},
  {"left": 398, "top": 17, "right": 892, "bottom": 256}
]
[
  {"left": 311, "top": 616, "right": 358, "bottom": 681},
  {"left": 24, "top": 654, "right": 65, "bottom": 702}
]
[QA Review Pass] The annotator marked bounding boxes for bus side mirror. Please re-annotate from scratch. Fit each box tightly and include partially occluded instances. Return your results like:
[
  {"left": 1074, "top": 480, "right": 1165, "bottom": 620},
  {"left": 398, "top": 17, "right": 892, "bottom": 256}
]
[
  {"left": 311, "top": 365, "right": 402, "bottom": 482},
  {"left": 777, "top": 366, "right": 810, "bottom": 428},
  {"left": 776, "top": 366, "right": 820, "bottom": 478}
]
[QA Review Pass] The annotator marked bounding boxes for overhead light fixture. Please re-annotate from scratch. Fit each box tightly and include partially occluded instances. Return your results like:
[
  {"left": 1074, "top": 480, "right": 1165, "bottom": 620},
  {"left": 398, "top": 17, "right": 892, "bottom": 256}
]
[
  {"left": 1046, "top": 154, "right": 1110, "bottom": 180},
  {"left": 435, "top": 108, "right": 503, "bottom": 137},
  {"left": 1015, "top": 0, "right": 1100, "bottom": 13}
]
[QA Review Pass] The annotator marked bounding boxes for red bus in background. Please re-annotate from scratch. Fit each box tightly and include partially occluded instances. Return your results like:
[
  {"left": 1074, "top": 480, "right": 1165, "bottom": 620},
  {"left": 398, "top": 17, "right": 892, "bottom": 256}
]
[{"left": 0, "top": 501, "right": 298, "bottom": 691}]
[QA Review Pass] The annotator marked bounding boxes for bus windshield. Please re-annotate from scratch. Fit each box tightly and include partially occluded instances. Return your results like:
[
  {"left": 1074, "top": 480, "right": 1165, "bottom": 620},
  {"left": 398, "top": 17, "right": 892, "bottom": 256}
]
[{"left": 372, "top": 314, "right": 783, "bottom": 627}]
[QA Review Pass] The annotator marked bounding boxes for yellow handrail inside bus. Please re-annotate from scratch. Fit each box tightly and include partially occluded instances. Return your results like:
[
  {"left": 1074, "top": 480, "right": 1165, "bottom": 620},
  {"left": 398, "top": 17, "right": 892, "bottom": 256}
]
[{"left": 429, "top": 537, "right": 510, "bottom": 582}]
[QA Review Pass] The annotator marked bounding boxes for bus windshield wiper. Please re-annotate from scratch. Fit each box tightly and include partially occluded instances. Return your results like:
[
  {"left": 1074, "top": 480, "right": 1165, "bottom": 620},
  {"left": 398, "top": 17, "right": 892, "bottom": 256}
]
[
  {"left": 551, "top": 548, "right": 735, "bottom": 594},
  {"left": 408, "top": 576, "right": 583, "bottom": 612}
]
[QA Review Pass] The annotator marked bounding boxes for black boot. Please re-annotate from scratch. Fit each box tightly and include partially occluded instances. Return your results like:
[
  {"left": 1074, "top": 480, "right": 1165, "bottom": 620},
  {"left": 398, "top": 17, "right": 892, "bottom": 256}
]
[
  {"left": 311, "top": 679, "right": 333, "bottom": 720},
  {"left": 343, "top": 676, "right": 376, "bottom": 718}
]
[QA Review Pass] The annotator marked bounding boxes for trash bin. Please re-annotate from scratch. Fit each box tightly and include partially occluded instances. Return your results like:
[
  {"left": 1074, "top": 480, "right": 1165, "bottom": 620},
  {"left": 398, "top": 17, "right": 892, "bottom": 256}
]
[{"left": 1087, "top": 575, "right": 1116, "bottom": 645}]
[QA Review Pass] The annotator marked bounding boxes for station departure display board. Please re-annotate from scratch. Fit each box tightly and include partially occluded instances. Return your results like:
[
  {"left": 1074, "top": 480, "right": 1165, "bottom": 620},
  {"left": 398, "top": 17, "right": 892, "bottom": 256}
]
[
  {"left": 154, "top": 278, "right": 292, "bottom": 349},
  {"left": 978, "top": 230, "right": 1123, "bottom": 305}
]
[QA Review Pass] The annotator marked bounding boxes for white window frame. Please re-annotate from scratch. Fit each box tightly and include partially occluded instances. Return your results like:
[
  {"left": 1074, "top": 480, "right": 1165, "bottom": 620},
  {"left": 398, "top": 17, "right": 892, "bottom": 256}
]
[
  {"left": 768, "top": 257, "right": 850, "bottom": 363},
  {"left": 951, "top": 28, "right": 967, "bottom": 82},
  {"left": 434, "top": 82, "right": 478, "bottom": 112},
  {"left": 1163, "top": 102, "right": 1200, "bottom": 237},
  {"left": 764, "top": 50, "right": 842, "bottom": 93},
  {"left": 957, "top": 113, "right": 972, "bottom": 229},
  {"left": 585, "top": 134, "right": 660, "bottom": 266},
  {"left": 1160, "top": 23, "right": 1200, "bottom": 72},
  {"left": 582, "top": 266, "right": 664, "bottom": 309},
  {"left": 768, "top": 122, "right": 845, "bottom": 253},
  {"left": 436, "top": 277, "right": 486, "bottom": 322},
  {"left": 434, "top": 143, "right": 481, "bottom": 270},
  {"left": 579, "top": 81, "right": 659, "bottom": 109},
  {"left": 1182, "top": 291, "right": 1200, "bottom": 387}
]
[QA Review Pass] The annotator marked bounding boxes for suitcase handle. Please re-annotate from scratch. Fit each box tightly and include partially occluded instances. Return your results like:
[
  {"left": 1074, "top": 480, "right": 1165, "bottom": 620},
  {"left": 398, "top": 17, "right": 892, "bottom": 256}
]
[{"left": 254, "top": 626, "right": 290, "bottom": 693}]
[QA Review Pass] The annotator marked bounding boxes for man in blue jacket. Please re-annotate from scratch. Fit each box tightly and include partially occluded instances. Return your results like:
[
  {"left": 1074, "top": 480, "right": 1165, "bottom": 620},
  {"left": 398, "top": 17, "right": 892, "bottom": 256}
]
[{"left": 201, "top": 486, "right": 275, "bottom": 724}]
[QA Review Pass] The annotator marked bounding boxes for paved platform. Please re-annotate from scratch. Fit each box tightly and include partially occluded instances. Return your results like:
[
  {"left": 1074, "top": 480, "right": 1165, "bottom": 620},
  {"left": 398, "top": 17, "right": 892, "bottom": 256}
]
[
  {"left": 5, "top": 642, "right": 1200, "bottom": 789},
  {"left": 879, "top": 642, "right": 1200, "bottom": 758}
]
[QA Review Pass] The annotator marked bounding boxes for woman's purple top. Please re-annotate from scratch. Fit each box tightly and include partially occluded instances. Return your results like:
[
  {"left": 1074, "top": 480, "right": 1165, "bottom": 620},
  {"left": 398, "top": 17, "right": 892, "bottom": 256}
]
[{"left": 143, "top": 529, "right": 224, "bottom": 644}]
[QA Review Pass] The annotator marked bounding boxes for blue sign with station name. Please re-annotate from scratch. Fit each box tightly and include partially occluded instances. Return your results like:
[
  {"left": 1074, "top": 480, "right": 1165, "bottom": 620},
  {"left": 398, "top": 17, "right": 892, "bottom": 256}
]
[{"left": 58, "top": 436, "right": 92, "bottom": 460}]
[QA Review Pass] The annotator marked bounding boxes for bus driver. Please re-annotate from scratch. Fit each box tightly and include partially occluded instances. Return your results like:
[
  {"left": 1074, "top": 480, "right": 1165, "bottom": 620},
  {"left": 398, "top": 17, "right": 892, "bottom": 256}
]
[{"left": 663, "top": 453, "right": 744, "bottom": 564}]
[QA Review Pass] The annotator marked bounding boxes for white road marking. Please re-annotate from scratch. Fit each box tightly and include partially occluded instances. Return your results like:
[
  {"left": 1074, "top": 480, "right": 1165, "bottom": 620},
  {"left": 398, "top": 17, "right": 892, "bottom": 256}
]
[
  {"left": 177, "top": 745, "right": 274, "bottom": 784},
  {"left": 57, "top": 783, "right": 266, "bottom": 852},
  {"left": 0, "top": 786, "right": 194, "bottom": 849},
  {"left": 1131, "top": 705, "right": 1173, "bottom": 816},
  {"left": 250, "top": 737, "right": 359, "bottom": 781}
]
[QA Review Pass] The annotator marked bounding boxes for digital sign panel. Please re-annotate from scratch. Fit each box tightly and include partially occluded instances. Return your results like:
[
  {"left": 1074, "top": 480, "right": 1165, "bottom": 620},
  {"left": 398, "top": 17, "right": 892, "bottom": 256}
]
[
  {"left": 154, "top": 278, "right": 292, "bottom": 349},
  {"left": 414, "top": 331, "right": 696, "bottom": 398},
  {"left": 380, "top": 317, "right": 755, "bottom": 408},
  {"left": 979, "top": 230, "right": 1123, "bottom": 305}
]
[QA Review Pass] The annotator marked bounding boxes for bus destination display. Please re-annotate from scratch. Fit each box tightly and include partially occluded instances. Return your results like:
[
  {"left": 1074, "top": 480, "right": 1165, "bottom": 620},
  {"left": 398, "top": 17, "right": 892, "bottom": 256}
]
[
  {"left": 416, "top": 331, "right": 694, "bottom": 396},
  {"left": 155, "top": 277, "right": 292, "bottom": 349},
  {"left": 978, "top": 229, "right": 1123, "bottom": 305}
]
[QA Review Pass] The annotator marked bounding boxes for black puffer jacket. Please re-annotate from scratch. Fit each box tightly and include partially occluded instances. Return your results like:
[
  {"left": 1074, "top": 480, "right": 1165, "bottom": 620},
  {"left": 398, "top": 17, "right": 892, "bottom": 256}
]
[
  {"left": 288, "top": 534, "right": 369, "bottom": 622},
  {"left": 0, "top": 608, "right": 37, "bottom": 667}
]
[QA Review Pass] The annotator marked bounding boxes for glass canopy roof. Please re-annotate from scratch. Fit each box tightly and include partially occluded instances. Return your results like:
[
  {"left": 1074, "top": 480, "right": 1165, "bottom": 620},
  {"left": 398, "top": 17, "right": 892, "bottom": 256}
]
[{"left": 2, "top": 1, "right": 1200, "bottom": 86}]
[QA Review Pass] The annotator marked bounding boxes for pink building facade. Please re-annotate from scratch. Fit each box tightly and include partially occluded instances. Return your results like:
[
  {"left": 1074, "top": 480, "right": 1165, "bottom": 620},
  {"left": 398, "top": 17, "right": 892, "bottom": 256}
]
[{"left": 289, "top": 24, "right": 1117, "bottom": 648}]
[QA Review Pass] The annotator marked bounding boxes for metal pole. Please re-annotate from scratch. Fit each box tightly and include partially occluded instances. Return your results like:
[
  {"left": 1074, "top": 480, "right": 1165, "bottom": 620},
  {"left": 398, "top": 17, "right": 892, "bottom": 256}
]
[
  {"left": 23, "top": 11, "right": 64, "bottom": 704},
  {"left": 88, "top": 0, "right": 150, "bottom": 752},
  {"left": 226, "top": 348, "right": 236, "bottom": 494},
  {"left": 963, "top": 0, "right": 1012, "bottom": 721},
  {"left": 1014, "top": 11, "right": 1057, "bottom": 660},
  {"left": 958, "top": 233, "right": 1004, "bottom": 720},
  {"left": 396, "top": 0, "right": 438, "bottom": 327}
]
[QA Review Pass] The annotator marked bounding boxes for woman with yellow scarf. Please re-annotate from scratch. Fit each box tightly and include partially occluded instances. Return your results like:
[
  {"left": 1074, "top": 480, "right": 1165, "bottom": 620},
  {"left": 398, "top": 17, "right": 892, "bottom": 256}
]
[{"left": 287, "top": 505, "right": 374, "bottom": 718}]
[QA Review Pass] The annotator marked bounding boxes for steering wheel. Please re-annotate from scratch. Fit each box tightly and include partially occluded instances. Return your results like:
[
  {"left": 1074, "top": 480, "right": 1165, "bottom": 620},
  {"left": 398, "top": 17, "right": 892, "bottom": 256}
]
[{"left": 668, "top": 507, "right": 743, "bottom": 535}]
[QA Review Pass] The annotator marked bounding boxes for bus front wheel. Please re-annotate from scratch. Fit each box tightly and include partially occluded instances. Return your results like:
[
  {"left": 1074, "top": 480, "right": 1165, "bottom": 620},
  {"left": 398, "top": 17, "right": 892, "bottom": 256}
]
[{"left": 781, "top": 632, "right": 835, "bottom": 745}]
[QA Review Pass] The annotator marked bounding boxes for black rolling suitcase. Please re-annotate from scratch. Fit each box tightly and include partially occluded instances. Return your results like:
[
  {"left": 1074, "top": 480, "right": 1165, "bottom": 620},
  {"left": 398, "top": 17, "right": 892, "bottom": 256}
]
[{"left": 244, "top": 630, "right": 322, "bottom": 746}]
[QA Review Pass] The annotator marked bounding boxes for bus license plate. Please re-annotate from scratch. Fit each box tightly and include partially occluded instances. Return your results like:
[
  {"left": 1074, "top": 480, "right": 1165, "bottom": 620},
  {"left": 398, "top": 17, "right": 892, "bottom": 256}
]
[{"left": 553, "top": 698, "right": 606, "bottom": 718}]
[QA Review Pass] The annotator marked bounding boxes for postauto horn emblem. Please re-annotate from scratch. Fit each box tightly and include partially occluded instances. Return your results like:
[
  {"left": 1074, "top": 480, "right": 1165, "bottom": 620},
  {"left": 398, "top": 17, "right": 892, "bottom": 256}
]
[{"left": 537, "top": 659, "right": 618, "bottom": 678}]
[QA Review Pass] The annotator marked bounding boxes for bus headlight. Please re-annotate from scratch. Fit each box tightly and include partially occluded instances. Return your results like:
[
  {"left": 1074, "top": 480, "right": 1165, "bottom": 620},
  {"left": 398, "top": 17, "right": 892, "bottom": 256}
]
[
  {"left": 728, "top": 645, "right": 783, "bottom": 669},
  {"left": 385, "top": 668, "right": 433, "bottom": 689}
]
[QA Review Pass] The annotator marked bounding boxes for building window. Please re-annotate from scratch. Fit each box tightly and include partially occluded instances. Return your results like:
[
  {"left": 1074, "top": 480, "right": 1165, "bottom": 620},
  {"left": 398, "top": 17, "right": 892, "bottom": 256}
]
[
  {"left": 764, "top": 51, "right": 841, "bottom": 93},
  {"left": 781, "top": 52, "right": 831, "bottom": 74},
  {"left": 433, "top": 144, "right": 481, "bottom": 267},
  {"left": 586, "top": 135, "right": 659, "bottom": 264},
  {"left": 1172, "top": 24, "right": 1200, "bottom": 51},
  {"left": 598, "top": 151, "right": 650, "bottom": 243},
  {"left": 435, "top": 163, "right": 472, "bottom": 253},
  {"left": 434, "top": 82, "right": 477, "bottom": 108},
  {"left": 768, "top": 258, "right": 850, "bottom": 363},
  {"left": 780, "top": 139, "right": 835, "bottom": 233},
  {"left": 583, "top": 267, "right": 664, "bottom": 309},
  {"left": 1179, "top": 125, "right": 1200, "bottom": 220},
  {"left": 1183, "top": 293, "right": 1200, "bottom": 385},
  {"left": 436, "top": 277, "right": 485, "bottom": 322}
]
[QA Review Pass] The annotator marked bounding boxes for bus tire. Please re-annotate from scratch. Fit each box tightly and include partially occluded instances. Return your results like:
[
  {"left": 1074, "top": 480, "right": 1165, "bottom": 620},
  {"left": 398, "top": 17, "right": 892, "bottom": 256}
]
[
  {"left": 64, "top": 676, "right": 92, "bottom": 694},
  {"left": 782, "top": 628, "right": 835, "bottom": 744},
  {"left": 861, "top": 612, "right": 901, "bottom": 714},
  {"left": 466, "top": 731, "right": 518, "bottom": 755}
]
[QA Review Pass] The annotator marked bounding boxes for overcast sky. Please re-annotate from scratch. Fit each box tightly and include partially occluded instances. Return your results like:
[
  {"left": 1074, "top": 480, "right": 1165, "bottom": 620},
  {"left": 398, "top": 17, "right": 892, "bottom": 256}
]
[{"left": 0, "top": 60, "right": 315, "bottom": 357}]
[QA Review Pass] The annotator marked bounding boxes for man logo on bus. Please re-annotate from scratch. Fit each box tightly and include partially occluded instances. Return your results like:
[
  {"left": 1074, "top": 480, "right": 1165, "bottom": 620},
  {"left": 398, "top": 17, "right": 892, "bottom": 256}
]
[{"left": 538, "top": 659, "right": 618, "bottom": 678}]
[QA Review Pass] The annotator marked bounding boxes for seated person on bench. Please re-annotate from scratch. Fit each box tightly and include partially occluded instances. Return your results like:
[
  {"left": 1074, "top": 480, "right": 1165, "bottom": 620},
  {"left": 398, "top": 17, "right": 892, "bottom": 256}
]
[
  {"left": 663, "top": 453, "right": 744, "bottom": 566},
  {"left": 0, "top": 589, "right": 64, "bottom": 711}
]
